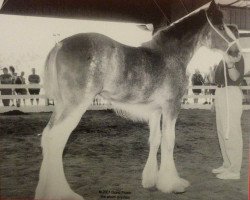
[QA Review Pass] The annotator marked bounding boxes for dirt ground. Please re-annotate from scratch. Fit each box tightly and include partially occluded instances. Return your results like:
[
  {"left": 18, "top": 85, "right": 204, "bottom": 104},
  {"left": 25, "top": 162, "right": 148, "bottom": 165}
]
[{"left": 0, "top": 109, "right": 249, "bottom": 200}]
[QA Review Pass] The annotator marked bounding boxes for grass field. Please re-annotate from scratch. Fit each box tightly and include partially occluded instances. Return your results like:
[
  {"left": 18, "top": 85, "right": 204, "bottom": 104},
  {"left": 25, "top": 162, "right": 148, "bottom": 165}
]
[{"left": 0, "top": 109, "right": 249, "bottom": 200}]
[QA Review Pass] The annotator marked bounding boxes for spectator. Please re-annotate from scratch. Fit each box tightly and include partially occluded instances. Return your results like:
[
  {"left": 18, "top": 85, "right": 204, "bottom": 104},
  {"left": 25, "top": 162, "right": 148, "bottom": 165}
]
[
  {"left": 9, "top": 66, "right": 17, "bottom": 84},
  {"left": 0, "top": 68, "right": 12, "bottom": 106},
  {"left": 15, "top": 71, "right": 27, "bottom": 107},
  {"left": 203, "top": 67, "right": 216, "bottom": 104},
  {"left": 191, "top": 69, "right": 204, "bottom": 103},
  {"left": 203, "top": 73, "right": 210, "bottom": 104},
  {"left": 9, "top": 66, "right": 15, "bottom": 77},
  {"left": 20, "top": 71, "right": 26, "bottom": 84},
  {"left": 9, "top": 66, "right": 17, "bottom": 106},
  {"left": 28, "top": 68, "right": 40, "bottom": 105}
]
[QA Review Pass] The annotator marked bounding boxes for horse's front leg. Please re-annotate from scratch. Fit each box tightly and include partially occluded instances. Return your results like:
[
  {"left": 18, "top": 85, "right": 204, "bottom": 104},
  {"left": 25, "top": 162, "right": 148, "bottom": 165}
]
[
  {"left": 156, "top": 105, "right": 190, "bottom": 193},
  {"left": 142, "top": 110, "right": 161, "bottom": 188}
]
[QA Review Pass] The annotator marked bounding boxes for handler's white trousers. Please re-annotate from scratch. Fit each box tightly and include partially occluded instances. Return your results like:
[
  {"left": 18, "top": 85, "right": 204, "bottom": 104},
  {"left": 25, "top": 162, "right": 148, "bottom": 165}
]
[{"left": 215, "top": 86, "right": 243, "bottom": 173}]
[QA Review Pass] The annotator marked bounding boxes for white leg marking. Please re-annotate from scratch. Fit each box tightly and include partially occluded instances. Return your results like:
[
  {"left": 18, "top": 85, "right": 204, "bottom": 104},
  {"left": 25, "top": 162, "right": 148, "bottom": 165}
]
[
  {"left": 156, "top": 111, "right": 190, "bottom": 193},
  {"left": 35, "top": 105, "right": 88, "bottom": 200},
  {"left": 35, "top": 126, "right": 49, "bottom": 198},
  {"left": 142, "top": 110, "right": 161, "bottom": 188}
]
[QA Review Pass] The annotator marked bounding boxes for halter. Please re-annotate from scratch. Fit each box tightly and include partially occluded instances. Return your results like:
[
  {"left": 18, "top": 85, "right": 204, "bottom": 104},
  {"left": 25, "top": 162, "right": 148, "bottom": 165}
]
[
  {"left": 205, "top": 11, "right": 237, "bottom": 53},
  {"left": 205, "top": 11, "right": 238, "bottom": 140}
]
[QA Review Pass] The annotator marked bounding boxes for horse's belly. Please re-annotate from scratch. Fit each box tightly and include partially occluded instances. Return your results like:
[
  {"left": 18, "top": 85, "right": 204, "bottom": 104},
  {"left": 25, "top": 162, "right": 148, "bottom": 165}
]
[
  {"left": 111, "top": 102, "right": 160, "bottom": 122},
  {"left": 100, "top": 87, "right": 154, "bottom": 104},
  {"left": 100, "top": 90, "right": 160, "bottom": 121}
]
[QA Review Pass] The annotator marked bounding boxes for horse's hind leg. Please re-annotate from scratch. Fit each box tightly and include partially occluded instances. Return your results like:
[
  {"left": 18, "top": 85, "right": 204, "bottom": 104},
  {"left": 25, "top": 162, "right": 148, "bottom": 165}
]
[
  {"left": 35, "top": 104, "right": 68, "bottom": 198},
  {"left": 35, "top": 98, "right": 93, "bottom": 200},
  {"left": 142, "top": 110, "right": 161, "bottom": 188}
]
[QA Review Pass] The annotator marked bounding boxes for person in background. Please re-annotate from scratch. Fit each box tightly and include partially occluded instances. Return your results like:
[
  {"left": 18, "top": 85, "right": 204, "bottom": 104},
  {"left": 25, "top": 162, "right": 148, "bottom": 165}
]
[
  {"left": 28, "top": 68, "right": 41, "bottom": 105},
  {"left": 15, "top": 71, "right": 27, "bottom": 106},
  {"left": 9, "top": 66, "right": 15, "bottom": 78},
  {"left": 203, "top": 73, "right": 211, "bottom": 104},
  {"left": 0, "top": 68, "right": 12, "bottom": 106},
  {"left": 9, "top": 66, "right": 17, "bottom": 106},
  {"left": 204, "top": 67, "right": 216, "bottom": 104},
  {"left": 192, "top": 69, "right": 204, "bottom": 103},
  {"left": 212, "top": 24, "right": 244, "bottom": 180},
  {"left": 20, "top": 71, "right": 26, "bottom": 84}
]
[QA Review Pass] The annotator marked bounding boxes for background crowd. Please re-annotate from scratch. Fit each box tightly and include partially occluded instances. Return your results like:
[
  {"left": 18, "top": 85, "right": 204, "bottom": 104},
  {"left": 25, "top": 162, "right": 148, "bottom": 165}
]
[
  {"left": 191, "top": 68, "right": 249, "bottom": 104},
  {"left": 0, "top": 65, "right": 249, "bottom": 107},
  {"left": 0, "top": 66, "right": 40, "bottom": 107}
]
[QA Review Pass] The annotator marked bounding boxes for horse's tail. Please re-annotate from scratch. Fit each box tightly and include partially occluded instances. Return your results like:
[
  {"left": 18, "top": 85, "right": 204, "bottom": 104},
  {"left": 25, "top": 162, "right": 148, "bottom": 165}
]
[{"left": 43, "top": 42, "right": 63, "bottom": 101}]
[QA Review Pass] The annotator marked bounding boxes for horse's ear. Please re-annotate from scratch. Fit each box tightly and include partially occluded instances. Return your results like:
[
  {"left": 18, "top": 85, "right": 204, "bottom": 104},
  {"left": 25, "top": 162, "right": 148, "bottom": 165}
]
[
  {"left": 207, "top": 0, "right": 223, "bottom": 24},
  {"left": 207, "top": 0, "right": 219, "bottom": 15}
]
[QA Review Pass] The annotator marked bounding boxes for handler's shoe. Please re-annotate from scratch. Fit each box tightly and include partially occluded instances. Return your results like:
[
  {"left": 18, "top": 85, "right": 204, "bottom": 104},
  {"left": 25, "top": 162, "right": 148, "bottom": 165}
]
[
  {"left": 216, "top": 171, "right": 240, "bottom": 180},
  {"left": 212, "top": 166, "right": 227, "bottom": 174}
]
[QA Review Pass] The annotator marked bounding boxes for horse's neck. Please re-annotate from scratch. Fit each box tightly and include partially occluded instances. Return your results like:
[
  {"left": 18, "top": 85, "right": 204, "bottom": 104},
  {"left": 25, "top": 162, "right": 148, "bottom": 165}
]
[
  {"left": 149, "top": 11, "right": 207, "bottom": 69},
  {"left": 152, "top": 31, "right": 204, "bottom": 69}
]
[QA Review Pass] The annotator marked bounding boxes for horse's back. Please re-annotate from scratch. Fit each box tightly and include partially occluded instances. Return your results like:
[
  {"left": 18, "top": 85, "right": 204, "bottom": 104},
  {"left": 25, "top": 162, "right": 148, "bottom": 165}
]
[{"left": 60, "top": 32, "right": 121, "bottom": 52}]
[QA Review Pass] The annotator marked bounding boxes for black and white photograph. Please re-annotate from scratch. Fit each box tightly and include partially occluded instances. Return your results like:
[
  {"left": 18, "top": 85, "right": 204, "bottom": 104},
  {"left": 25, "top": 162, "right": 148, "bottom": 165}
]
[{"left": 0, "top": 0, "right": 249, "bottom": 199}]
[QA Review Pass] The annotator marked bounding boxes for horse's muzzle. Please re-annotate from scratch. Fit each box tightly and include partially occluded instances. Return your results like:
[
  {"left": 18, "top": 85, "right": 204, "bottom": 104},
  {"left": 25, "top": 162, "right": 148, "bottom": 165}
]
[
  {"left": 226, "top": 42, "right": 242, "bottom": 63},
  {"left": 228, "top": 48, "right": 240, "bottom": 58}
]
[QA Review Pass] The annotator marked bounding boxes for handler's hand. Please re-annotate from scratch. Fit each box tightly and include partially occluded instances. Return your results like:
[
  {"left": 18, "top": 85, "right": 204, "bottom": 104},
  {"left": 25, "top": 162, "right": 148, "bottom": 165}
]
[{"left": 211, "top": 103, "right": 215, "bottom": 113}]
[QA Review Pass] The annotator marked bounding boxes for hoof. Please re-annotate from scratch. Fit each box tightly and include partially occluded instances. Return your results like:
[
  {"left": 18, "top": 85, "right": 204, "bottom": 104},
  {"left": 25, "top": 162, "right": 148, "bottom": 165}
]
[
  {"left": 156, "top": 171, "right": 190, "bottom": 193},
  {"left": 142, "top": 161, "right": 158, "bottom": 189},
  {"left": 35, "top": 188, "right": 84, "bottom": 200},
  {"left": 142, "top": 175, "right": 157, "bottom": 189},
  {"left": 172, "top": 178, "right": 190, "bottom": 193}
]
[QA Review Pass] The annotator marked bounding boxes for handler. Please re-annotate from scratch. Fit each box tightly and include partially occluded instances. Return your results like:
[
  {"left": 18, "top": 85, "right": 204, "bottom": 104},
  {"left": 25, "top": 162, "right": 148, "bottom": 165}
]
[{"left": 212, "top": 53, "right": 244, "bottom": 180}]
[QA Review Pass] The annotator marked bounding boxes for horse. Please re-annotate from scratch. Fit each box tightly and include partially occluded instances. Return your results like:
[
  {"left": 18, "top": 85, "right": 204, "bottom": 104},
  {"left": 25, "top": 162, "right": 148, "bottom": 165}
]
[{"left": 35, "top": 1, "right": 241, "bottom": 199}]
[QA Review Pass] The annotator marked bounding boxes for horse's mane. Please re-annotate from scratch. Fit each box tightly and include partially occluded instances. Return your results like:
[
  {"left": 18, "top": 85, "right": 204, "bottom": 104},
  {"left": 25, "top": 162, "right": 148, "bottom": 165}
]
[
  {"left": 154, "top": 9, "right": 205, "bottom": 35},
  {"left": 142, "top": 9, "right": 207, "bottom": 50},
  {"left": 153, "top": 3, "right": 223, "bottom": 38}
]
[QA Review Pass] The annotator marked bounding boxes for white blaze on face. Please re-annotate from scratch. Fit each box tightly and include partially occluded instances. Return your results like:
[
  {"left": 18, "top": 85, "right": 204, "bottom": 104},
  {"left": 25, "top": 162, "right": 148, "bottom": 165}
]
[
  {"left": 223, "top": 25, "right": 242, "bottom": 64},
  {"left": 224, "top": 25, "right": 236, "bottom": 40},
  {"left": 224, "top": 25, "right": 241, "bottom": 48}
]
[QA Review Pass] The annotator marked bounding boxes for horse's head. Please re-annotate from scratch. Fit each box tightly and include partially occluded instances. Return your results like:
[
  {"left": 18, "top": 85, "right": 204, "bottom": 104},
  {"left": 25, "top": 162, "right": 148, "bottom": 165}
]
[{"left": 204, "top": 0, "right": 241, "bottom": 64}]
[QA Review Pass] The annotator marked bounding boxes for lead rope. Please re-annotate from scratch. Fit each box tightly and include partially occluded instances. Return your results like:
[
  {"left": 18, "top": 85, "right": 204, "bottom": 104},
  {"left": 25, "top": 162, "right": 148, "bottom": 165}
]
[{"left": 205, "top": 12, "right": 236, "bottom": 48}]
